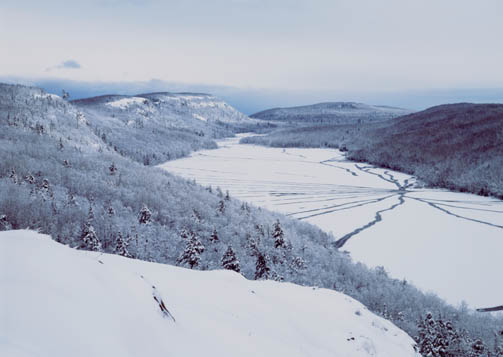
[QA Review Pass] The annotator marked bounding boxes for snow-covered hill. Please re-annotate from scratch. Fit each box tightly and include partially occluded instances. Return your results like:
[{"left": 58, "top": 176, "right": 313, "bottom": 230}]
[
  {"left": 0, "top": 230, "right": 419, "bottom": 357},
  {"left": 74, "top": 91, "right": 255, "bottom": 129},
  {"left": 70, "top": 91, "right": 263, "bottom": 164},
  {"left": 251, "top": 102, "right": 412, "bottom": 124}
]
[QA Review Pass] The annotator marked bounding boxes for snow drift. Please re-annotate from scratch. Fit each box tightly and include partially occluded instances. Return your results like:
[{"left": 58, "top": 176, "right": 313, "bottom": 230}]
[{"left": 0, "top": 230, "right": 419, "bottom": 357}]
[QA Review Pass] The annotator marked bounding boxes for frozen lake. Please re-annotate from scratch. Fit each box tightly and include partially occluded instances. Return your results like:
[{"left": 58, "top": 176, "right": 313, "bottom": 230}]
[{"left": 161, "top": 135, "right": 503, "bottom": 308}]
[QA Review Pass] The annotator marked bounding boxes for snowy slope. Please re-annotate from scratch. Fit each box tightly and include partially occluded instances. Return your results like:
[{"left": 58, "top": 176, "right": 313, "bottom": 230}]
[{"left": 0, "top": 230, "right": 419, "bottom": 357}]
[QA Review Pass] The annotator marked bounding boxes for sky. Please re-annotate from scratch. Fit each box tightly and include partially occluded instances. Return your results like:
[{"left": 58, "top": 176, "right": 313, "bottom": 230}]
[{"left": 1, "top": 0, "right": 503, "bottom": 113}]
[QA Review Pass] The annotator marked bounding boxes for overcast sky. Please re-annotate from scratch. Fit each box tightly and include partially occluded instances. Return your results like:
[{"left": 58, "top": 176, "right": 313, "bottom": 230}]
[{"left": 1, "top": 0, "right": 503, "bottom": 112}]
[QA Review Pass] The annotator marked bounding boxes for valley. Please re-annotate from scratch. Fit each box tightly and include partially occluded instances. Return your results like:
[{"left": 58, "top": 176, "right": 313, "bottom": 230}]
[{"left": 161, "top": 135, "right": 503, "bottom": 308}]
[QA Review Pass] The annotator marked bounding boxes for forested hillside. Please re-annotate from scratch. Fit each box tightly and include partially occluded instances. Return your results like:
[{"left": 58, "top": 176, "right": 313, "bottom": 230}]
[
  {"left": 2, "top": 83, "right": 503, "bottom": 356},
  {"left": 251, "top": 102, "right": 411, "bottom": 124},
  {"left": 73, "top": 91, "right": 264, "bottom": 165},
  {"left": 243, "top": 103, "right": 503, "bottom": 198}
]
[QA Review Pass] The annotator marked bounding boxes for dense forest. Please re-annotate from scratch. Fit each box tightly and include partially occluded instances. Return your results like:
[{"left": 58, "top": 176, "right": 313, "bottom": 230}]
[
  {"left": 2, "top": 83, "right": 503, "bottom": 356},
  {"left": 242, "top": 103, "right": 503, "bottom": 199}
]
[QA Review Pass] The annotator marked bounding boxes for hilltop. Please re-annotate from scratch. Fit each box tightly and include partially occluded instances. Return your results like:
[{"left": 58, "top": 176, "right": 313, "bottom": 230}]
[
  {"left": 251, "top": 102, "right": 412, "bottom": 125},
  {"left": 0, "top": 230, "right": 419, "bottom": 357}
]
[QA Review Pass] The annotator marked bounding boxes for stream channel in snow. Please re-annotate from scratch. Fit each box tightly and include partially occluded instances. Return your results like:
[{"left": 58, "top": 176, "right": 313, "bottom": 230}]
[{"left": 161, "top": 134, "right": 503, "bottom": 308}]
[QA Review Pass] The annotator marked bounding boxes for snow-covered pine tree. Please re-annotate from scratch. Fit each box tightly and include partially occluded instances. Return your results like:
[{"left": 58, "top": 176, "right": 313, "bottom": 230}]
[
  {"left": 180, "top": 228, "right": 190, "bottom": 240},
  {"left": 80, "top": 222, "right": 101, "bottom": 251},
  {"left": 177, "top": 231, "right": 205, "bottom": 269},
  {"left": 114, "top": 232, "right": 131, "bottom": 257},
  {"left": 87, "top": 205, "right": 95, "bottom": 222},
  {"left": 138, "top": 204, "right": 152, "bottom": 224},
  {"left": 416, "top": 313, "right": 464, "bottom": 357},
  {"left": 254, "top": 252, "right": 270, "bottom": 280},
  {"left": 217, "top": 200, "right": 225, "bottom": 214},
  {"left": 107, "top": 205, "right": 115, "bottom": 217},
  {"left": 221, "top": 246, "right": 240, "bottom": 273},
  {"left": 0, "top": 214, "right": 12, "bottom": 231},
  {"left": 272, "top": 219, "right": 285, "bottom": 248},
  {"left": 416, "top": 312, "right": 437, "bottom": 356},
  {"left": 210, "top": 229, "right": 219, "bottom": 243},
  {"left": 79, "top": 205, "right": 101, "bottom": 251}
]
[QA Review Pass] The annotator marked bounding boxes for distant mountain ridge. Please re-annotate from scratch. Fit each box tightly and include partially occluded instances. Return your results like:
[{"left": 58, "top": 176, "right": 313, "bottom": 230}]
[
  {"left": 251, "top": 102, "right": 412, "bottom": 124},
  {"left": 244, "top": 102, "right": 503, "bottom": 198}
]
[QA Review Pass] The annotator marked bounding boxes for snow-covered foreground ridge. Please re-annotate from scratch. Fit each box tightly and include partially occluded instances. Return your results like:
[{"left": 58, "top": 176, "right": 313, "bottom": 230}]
[{"left": 0, "top": 231, "right": 419, "bottom": 357}]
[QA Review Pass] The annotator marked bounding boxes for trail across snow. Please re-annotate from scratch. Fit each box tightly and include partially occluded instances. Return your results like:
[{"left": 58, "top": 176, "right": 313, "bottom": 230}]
[
  {"left": 0, "top": 230, "right": 419, "bottom": 357},
  {"left": 161, "top": 134, "right": 503, "bottom": 307}
]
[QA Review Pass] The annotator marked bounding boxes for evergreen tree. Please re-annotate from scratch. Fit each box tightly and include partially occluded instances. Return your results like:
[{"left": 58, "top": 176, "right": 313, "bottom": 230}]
[
  {"left": 114, "top": 232, "right": 131, "bottom": 257},
  {"left": 0, "top": 214, "right": 12, "bottom": 231},
  {"left": 221, "top": 246, "right": 240, "bottom": 273},
  {"left": 210, "top": 229, "right": 219, "bottom": 243},
  {"left": 107, "top": 205, "right": 115, "bottom": 217},
  {"left": 177, "top": 231, "right": 205, "bottom": 269},
  {"left": 87, "top": 205, "right": 95, "bottom": 222},
  {"left": 416, "top": 313, "right": 465, "bottom": 357},
  {"left": 254, "top": 252, "right": 270, "bottom": 280},
  {"left": 180, "top": 228, "right": 190, "bottom": 240},
  {"left": 416, "top": 312, "right": 438, "bottom": 356},
  {"left": 224, "top": 190, "right": 230, "bottom": 201},
  {"left": 272, "top": 219, "right": 285, "bottom": 248},
  {"left": 138, "top": 204, "right": 152, "bottom": 224},
  {"left": 217, "top": 200, "right": 225, "bottom": 214},
  {"left": 80, "top": 222, "right": 101, "bottom": 251}
]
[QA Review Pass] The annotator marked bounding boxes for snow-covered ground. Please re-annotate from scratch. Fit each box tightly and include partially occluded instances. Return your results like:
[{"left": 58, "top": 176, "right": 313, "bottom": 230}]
[
  {"left": 160, "top": 135, "right": 503, "bottom": 308},
  {"left": 0, "top": 230, "right": 419, "bottom": 357}
]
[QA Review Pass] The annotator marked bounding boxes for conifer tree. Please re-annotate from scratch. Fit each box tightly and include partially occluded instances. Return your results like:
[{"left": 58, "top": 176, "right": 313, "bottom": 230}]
[
  {"left": 217, "top": 200, "right": 225, "bottom": 214},
  {"left": 79, "top": 205, "right": 101, "bottom": 251},
  {"left": 87, "top": 205, "right": 95, "bottom": 222},
  {"left": 80, "top": 222, "right": 101, "bottom": 251},
  {"left": 272, "top": 219, "right": 285, "bottom": 248},
  {"left": 221, "top": 246, "right": 240, "bottom": 273},
  {"left": 254, "top": 252, "right": 270, "bottom": 280},
  {"left": 180, "top": 228, "right": 190, "bottom": 240},
  {"left": 177, "top": 231, "right": 205, "bottom": 269},
  {"left": 210, "top": 229, "right": 219, "bottom": 243},
  {"left": 138, "top": 204, "right": 152, "bottom": 224},
  {"left": 0, "top": 214, "right": 11, "bottom": 231},
  {"left": 416, "top": 312, "right": 465, "bottom": 357},
  {"left": 114, "top": 232, "right": 131, "bottom": 257}
]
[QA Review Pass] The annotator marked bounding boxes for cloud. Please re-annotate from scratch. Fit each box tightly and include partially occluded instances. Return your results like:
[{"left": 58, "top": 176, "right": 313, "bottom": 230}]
[{"left": 46, "top": 60, "right": 81, "bottom": 72}]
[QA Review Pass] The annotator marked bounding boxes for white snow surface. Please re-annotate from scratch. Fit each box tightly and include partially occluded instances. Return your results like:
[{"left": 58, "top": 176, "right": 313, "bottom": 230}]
[
  {"left": 161, "top": 134, "right": 503, "bottom": 307},
  {"left": 105, "top": 97, "right": 147, "bottom": 109},
  {"left": 0, "top": 230, "right": 419, "bottom": 357}
]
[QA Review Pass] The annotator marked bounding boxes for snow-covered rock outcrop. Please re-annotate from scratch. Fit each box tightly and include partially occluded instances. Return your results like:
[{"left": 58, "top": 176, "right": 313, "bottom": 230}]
[{"left": 0, "top": 230, "right": 419, "bottom": 357}]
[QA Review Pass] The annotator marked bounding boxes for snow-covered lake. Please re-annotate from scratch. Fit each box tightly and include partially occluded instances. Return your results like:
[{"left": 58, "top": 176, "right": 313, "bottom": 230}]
[{"left": 160, "top": 135, "right": 503, "bottom": 308}]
